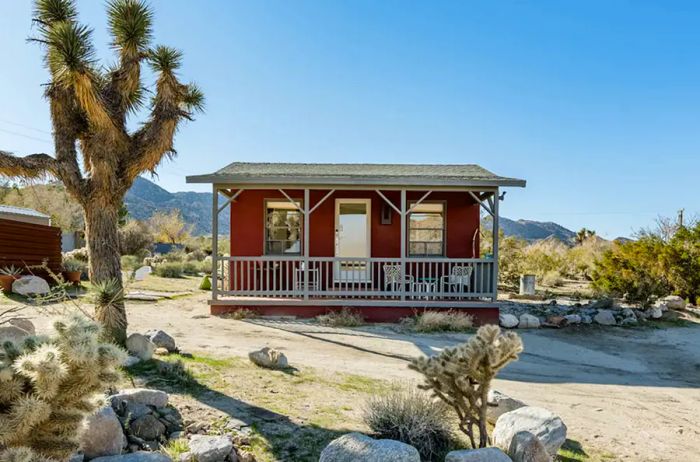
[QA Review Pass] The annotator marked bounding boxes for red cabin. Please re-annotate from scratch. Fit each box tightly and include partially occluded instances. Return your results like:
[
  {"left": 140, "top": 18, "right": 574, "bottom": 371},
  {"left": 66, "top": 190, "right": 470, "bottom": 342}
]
[{"left": 187, "top": 162, "right": 525, "bottom": 323}]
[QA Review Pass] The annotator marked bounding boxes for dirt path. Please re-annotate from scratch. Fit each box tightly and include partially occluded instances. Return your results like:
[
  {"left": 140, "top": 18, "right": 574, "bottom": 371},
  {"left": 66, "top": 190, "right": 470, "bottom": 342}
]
[{"left": 25, "top": 293, "right": 700, "bottom": 461}]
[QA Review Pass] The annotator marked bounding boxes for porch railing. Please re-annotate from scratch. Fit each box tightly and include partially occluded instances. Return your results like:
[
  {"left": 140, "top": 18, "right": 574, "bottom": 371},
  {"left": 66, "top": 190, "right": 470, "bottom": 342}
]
[{"left": 216, "top": 256, "right": 495, "bottom": 301}]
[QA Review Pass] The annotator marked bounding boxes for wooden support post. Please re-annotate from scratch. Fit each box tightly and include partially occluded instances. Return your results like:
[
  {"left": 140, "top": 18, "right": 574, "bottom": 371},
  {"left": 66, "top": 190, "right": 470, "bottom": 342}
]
[
  {"left": 303, "top": 189, "right": 310, "bottom": 300},
  {"left": 400, "top": 189, "right": 406, "bottom": 301},
  {"left": 212, "top": 185, "right": 219, "bottom": 301},
  {"left": 492, "top": 187, "right": 500, "bottom": 301}
]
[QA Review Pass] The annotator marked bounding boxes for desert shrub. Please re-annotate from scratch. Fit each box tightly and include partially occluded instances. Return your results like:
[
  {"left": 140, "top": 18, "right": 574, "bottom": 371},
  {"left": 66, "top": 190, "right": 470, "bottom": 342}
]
[
  {"left": 409, "top": 310, "right": 474, "bottom": 333},
  {"left": 182, "top": 261, "right": 200, "bottom": 276},
  {"left": 316, "top": 308, "right": 365, "bottom": 327},
  {"left": 410, "top": 325, "right": 523, "bottom": 448},
  {"left": 498, "top": 236, "right": 527, "bottom": 286},
  {"left": 118, "top": 220, "right": 154, "bottom": 256},
  {"left": 659, "top": 224, "right": 700, "bottom": 304},
  {"left": 0, "top": 314, "right": 125, "bottom": 461},
  {"left": 364, "top": 386, "right": 454, "bottom": 461},
  {"left": 62, "top": 258, "right": 86, "bottom": 273},
  {"left": 63, "top": 247, "right": 89, "bottom": 262},
  {"left": 163, "top": 251, "right": 186, "bottom": 263},
  {"left": 186, "top": 249, "right": 207, "bottom": 261},
  {"left": 120, "top": 255, "right": 142, "bottom": 272},
  {"left": 223, "top": 308, "right": 258, "bottom": 320},
  {"left": 540, "top": 270, "right": 563, "bottom": 287},
  {"left": 154, "top": 262, "right": 184, "bottom": 278},
  {"left": 143, "top": 254, "right": 167, "bottom": 267}
]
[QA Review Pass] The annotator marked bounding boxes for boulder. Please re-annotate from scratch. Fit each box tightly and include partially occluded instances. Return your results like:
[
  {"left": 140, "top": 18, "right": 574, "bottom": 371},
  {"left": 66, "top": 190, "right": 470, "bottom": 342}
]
[
  {"left": 508, "top": 431, "right": 550, "bottom": 462},
  {"left": 661, "top": 310, "right": 682, "bottom": 322},
  {"left": 122, "top": 355, "right": 141, "bottom": 367},
  {"left": 90, "top": 452, "right": 172, "bottom": 462},
  {"left": 7, "top": 318, "right": 35, "bottom": 334},
  {"left": 493, "top": 406, "right": 567, "bottom": 458},
  {"left": 80, "top": 406, "right": 127, "bottom": 459},
  {"left": 588, "top": 297, "right": 613, "bottom": 310},
  {"left": 499, "top": 314, "right": 519, "bottom": 329},
  {"left": 650, "top": 306, "right": 663, "bottom": 319},
  {"left": 188, "top": 435, "right": 233, "bottom": 462},
  {"left": 518, "top": 314, "right": 540, "bottom": 329},
  {"left": 319, "top": 432, "right": 420, "bottom": 462},
  {"left": 563, "top": 314, "right": 581, "bottom": 325},
  {"left": 134, "top": 266, "right": 152, "bottom": 281},
  {"left": 123, "top": 401, "right": 152, "bottom": 420},
  {"left": 660, "top": 295, "right": 686, "bottom": 310},
  {"left": 12, "top": 275, "right": 50, "bottom": 296},
  {"left": 487, "top": 390, "right": 527, "bottom": 425},
  {"left": 581, "top": 315, "right": 593, "bottom": 324},
  {"left": 544, "top": 316, "right": 567, "bottom": 328},
  {"left": 621, "top": 308, "right": 636, "bottom": 318},
  {"left": 593, "top": 310, "right": 616, "bottom": 326},
  {"left": 126, "top": 334, "right": 155, "bottom": 361},
  {"left": 145, "top": 329, "right": 177, "bottom": 352},
  {"left": 248, "top": 347, "right": 288, "bottom": 369},
  {"left": 131, "top": 414, "right": 166, "bottom": 441},
  {"left": 0, "top": 325, "right": 31, "bottom": 345},
  {"left": 155, "top": 347, "right": 170, "bottom": 356},
  {"left": 110, "top": 389, "right": 169, "bottom": 408},
  {"left": 445, "top": 448, "right": 512, "bottom": 462}
]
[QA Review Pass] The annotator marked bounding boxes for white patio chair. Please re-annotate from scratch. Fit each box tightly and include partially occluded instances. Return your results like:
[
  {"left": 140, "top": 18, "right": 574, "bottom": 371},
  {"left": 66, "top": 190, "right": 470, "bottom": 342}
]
[
  {"left": 383, "top": 264, "right": 414, "bottom": 294},
  {"left": 294, "top": 262, "right": 320, "bottom": 292},
  {"left": 441, "top": 266, "right": 473, "bottom": 294}
]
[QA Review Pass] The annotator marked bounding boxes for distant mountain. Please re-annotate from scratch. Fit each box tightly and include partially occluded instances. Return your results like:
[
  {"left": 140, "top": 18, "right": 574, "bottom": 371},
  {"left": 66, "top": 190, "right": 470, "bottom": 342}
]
[
  {"left": 125, "top": 177, "right": 229, "bottom": 235},
  {"left": 483, "top": 216, "right": 577, "bottom": 242}
]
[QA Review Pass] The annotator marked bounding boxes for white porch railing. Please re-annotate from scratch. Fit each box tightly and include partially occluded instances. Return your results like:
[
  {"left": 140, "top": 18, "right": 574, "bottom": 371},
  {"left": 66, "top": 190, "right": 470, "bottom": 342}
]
[{"left": 215, "top": 256, "right": 496, "bottom": 301}]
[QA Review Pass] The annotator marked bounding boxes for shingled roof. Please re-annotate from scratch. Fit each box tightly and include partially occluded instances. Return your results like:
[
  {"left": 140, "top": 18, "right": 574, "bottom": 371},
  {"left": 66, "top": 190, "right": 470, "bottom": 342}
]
[{"left": 187, "top": 162, "right": 526, "bottom": 188}]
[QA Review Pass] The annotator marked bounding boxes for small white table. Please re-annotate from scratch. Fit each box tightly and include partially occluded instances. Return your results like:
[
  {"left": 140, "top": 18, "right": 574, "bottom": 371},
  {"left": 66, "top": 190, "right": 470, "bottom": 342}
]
[{"left": 412, "top": 280, "right": 437, "bottom": 300}]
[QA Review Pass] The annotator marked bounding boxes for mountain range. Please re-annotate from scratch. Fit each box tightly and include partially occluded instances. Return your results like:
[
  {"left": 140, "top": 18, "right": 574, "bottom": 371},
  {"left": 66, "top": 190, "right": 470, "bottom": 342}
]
[{"left": 124, "top": 177, "right": 577, "bottom": 241}]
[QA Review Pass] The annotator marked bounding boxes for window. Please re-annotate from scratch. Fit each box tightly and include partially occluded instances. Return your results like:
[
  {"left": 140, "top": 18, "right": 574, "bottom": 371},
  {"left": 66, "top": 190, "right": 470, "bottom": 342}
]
[
  {"left": 408, "top": 202, "right": 445, "bottom": 256},
  {"left": 265, "top": 200, "right": 302, "bottom": 255}
]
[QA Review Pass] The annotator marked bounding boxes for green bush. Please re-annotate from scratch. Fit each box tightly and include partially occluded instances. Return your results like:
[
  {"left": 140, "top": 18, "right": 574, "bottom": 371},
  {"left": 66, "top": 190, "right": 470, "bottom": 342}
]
[
  {"left": 121, "top": 255, "right": 142, "bottom": 272},
  {"left": 182, "top": 261, "right": 200, "bottom": 275},
  {"left": 118, "top": 220, "right": 153, "bottom": 256},
  {"left": 154, "top": 262, "right": 184, "bottom": 278},
  {"left": 363, "top": 386, "right": 454, "bottom": 461}
]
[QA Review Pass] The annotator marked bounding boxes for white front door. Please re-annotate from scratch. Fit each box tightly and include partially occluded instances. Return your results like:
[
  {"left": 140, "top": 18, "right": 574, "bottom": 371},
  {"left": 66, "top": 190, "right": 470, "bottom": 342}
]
[{"left": 334, "top": 199, "right": 371, "bottom": 282}]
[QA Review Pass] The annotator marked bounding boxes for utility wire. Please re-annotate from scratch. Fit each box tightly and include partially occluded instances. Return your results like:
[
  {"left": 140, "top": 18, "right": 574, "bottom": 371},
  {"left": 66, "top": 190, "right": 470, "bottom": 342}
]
[
  {"left": 0, "top": 118, "right": 52, "bottom": 135},
  {"left": 0, "top": 127, "right": 52, "bottom": 144}
]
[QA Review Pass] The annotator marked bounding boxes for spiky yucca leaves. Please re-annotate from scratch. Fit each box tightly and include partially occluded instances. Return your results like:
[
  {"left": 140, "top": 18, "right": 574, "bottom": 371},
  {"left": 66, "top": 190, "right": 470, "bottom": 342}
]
[
  {"left": 0, "top": 314, "right": 126, "bottom": 460},
  {"left": 409, "top": 325, "right": 523, "bottom": 449},
  {"left": 92, "top": 278, "right": 126, "bottom": 343}
]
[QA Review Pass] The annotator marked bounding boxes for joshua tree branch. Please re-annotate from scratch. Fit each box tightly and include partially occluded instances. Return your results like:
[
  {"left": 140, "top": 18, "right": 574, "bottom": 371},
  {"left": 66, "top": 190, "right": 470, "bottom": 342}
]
[{"left": 0, "top": 151, "right": 58, "bottom": 179}]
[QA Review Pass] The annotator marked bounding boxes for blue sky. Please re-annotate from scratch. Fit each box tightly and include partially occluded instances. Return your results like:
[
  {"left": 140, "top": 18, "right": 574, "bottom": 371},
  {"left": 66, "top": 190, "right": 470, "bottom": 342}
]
[{"left": 1, "top": 1, "right": 699, "bottom": 238}]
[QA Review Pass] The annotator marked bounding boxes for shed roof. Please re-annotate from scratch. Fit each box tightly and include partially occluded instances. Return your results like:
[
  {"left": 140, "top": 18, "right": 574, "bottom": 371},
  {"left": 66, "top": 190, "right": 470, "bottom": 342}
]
[
  {"left": 0, "top": 205, "right": 50, "bottom": 218},
  {"left": 186, "top": 162, "right": 526, "bottom": 188}
]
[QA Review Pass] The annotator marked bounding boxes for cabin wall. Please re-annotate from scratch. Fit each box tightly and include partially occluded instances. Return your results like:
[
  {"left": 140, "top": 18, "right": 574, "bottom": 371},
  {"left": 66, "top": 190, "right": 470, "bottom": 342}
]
[
  {"left": 228, "top": 189, "right": 481, "bottom": 258},
  {"left": 0, "top": 218, "right": 62, "bottom": 273}
]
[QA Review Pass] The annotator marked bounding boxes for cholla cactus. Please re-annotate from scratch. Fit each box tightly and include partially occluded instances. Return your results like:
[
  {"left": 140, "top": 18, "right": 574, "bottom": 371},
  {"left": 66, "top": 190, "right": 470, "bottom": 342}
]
[
  {"left": 409, "top": 324, "right": 523, "bottom": 448},
  {"left": 0, "top": 314, "right": 126, "bottom": 461}
]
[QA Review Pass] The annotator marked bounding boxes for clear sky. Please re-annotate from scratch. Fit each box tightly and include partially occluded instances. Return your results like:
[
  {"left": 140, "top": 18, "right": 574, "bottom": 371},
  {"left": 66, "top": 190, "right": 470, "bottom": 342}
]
[{"left": 1, "top": 1, "right": 698, "bottom": 238}]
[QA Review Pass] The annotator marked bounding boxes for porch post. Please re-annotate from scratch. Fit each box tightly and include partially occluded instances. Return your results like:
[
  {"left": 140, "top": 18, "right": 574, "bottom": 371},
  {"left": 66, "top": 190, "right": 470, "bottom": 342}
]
[
  {"left": 400, "top": 189, "right": 406, "bottom": 301},
  {"left": 492, "top": 187, "right": 500, "bottom": 301},
  {"left": 303, "top": 189, "right": 310, "bottom": 300},
  {"left": 211, "top": 184, "right": 219, "bottom": 301}
]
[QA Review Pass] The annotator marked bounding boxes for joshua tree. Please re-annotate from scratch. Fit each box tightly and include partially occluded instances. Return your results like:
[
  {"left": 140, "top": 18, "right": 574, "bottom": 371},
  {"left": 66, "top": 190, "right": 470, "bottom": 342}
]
[
  {"left": 575, "top": 228, "right": 596, "bottom": 245},
  {"left": 410, "top": 325, "right": 523, "bottom": 448},
  {"left": 0, "top": 0, "right": 203, "bottom": 344}
]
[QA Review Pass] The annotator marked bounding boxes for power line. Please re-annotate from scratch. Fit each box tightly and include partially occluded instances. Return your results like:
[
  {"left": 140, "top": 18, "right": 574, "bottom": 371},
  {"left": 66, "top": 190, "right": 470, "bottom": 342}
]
[
  {"left": 0, "top": 118, "right": 52, "bottom": 135},
  {"left": 0, "top": 127, "right": 52, "bottom": 144}
]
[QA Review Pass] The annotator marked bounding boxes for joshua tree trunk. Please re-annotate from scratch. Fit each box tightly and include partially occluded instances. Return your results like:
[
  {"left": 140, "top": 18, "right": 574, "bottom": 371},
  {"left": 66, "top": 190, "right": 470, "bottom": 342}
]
[
  {"left": 0, "top": 0, "right": 203, "bottom": 346},
  {"left": 85, "top": 201, "right": 127, "bottom": 344}
]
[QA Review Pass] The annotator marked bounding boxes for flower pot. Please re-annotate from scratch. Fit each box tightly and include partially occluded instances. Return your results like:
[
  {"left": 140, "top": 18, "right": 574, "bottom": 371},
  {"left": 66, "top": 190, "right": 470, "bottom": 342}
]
[
  {"left": 64, "top": 271, "right": 82, "bottom": 284},
  {"left": 0, "top": 275, "right": 17, "bottom": 293}
]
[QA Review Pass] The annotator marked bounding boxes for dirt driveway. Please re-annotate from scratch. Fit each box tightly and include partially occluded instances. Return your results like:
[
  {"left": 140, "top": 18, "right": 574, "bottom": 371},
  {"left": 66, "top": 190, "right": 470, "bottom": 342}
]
[{"left": 26, "top": 293, "right": 700, "bottom": 461}]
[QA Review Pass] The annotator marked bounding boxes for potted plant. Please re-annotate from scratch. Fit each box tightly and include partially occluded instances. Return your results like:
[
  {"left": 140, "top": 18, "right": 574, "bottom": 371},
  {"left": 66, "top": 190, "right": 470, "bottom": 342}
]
[
  {"left": 62, "top": 258, "right": 86, "bottom": 285},
  {"left": 0, "top": 265, "right": 23, "bottom": 293}
]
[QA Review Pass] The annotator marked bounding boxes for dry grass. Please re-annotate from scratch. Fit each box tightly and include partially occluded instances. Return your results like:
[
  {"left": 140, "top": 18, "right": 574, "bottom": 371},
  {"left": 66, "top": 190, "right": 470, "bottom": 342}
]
[
  {"left": 409, "top": 310, "right": 475, "bottom": 333},
  {"left": 316, "top": 308, "right": 365, "bottom": 327},
  {"left": 222, "top": 308, "right": 258, "bottom": 320}
]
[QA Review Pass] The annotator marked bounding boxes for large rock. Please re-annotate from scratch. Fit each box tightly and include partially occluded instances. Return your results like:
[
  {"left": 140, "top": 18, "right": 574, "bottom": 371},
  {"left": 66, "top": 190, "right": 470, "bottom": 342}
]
[
  {"left": 499, "top": 314, "right": 519, "bottom": 329},
  {"left": 493, "top": 406, "right": 567, "bottom": 458},
  {"left": 593, "top": 310, "right": 616, "bottom": 326},
  {"left": 131, "top": 414, "right": 166, "bottom": 441},
  {"left": 80, "top": 406, "right": 127, "bottom": 459},
  {"left": 110, "top": 389, "right": 169, "bottom": 408},
  {"left": 650, "top": 306, "right": 663, "bottom": 319},
  {"left": 487, "top": 390, "right": 527, "bottom": 425},
  {"left": 126, "top": 334, "right": 155, "bottom": 361},
  {"left": 518, "top": 314, "right": 540, "bottom": 329},
  {"left": 7, "top": 318, "right": 35, "bottom": 334},
  {"left": 188, "top": 435, "right": 233, "bottom": 462},
  {"left": 134, "top": 266, "right": 152, "bottom": 281},
  {"left": 563, "top": 314, "right": 581, "bottom": 325},
  {"left": 588, "top": 297, "right": 613, "bottom": 310},
  {"left": 90, "top": 452, "right": 171, "bottom": 462},
  {"left": 248, "top": 347, "right": 288, "bottom": 369},
  {"left": 0, "top": 325, "right": 31, "bottom": 345},
  {"left": 12, "top": 275, "right": 50, "bottom": 296},
  {"left": 319, "top": 432, "right": 420, "bottom": 462},
  {"left": 660, "top": 295, "right": 686, "bottom": 310},
  {"left": 445, "top": 448, "right": 512, "bottom": 462},
  {"left": 508, "top": 431, "right": 549, "bottom": 462},
  {"left": 145, "top": 329, "right": 177, "bottom": 352}
]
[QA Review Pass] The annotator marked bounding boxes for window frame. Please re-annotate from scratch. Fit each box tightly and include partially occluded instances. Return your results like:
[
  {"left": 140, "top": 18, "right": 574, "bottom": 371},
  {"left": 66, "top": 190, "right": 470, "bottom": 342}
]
[
  {"left": 263, "top": 198, "right": 304, "bottom": 256},
  {"left": 407, "top": 200, "right": 446, "bottom": 257}
]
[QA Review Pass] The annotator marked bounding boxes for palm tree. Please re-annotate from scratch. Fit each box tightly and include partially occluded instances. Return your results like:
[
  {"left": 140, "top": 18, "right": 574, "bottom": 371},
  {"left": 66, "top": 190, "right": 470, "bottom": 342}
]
[{"left": 0, "top": 0, "right": 203, "bottom": 344}]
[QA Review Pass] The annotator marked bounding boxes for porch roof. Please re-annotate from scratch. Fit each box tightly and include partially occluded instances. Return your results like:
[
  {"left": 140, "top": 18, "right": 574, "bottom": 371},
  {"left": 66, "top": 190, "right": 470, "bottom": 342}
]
[{"left": 186, "top": 162, "right": 526, "bottom": 188}]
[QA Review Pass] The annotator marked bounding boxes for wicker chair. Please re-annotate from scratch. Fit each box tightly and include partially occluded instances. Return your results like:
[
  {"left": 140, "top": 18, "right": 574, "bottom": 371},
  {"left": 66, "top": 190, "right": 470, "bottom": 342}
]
[
  {"left": 440, "top": 265, "right": 473, "bottom": 294},
  {"left": 383, "top": 264, "right": 414, "bottom": 294}
]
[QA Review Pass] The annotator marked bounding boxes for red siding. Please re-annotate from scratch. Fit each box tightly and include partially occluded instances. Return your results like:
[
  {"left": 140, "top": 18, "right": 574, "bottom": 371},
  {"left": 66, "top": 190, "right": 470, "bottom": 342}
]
[
  {"left": 0, "top": 218, "right": 62, "bottom": 273},
  {"left": 229, "top": 189, "right": 481, "bottom": 258}
]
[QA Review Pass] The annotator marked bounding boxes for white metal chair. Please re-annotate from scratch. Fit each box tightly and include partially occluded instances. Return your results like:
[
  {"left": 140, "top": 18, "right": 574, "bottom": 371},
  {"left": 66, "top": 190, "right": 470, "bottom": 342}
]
[
  {"left": 383, "top": 264, "right": 414, "bottom": 294},
  {"left": 441, "top": 266, "right": 473, "bottom": 294},
  {"left": 293, "top": 262, "right": 320, "bottom": 292}
]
